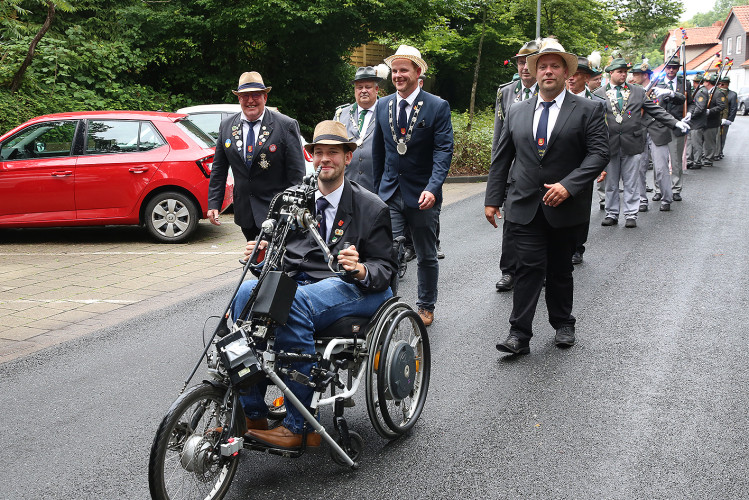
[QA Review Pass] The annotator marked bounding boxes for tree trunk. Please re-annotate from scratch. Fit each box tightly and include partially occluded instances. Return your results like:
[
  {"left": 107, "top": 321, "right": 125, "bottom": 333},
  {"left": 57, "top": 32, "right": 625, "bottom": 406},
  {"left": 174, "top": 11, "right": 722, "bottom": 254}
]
[
  {"left": 468, "top": 6, "right": 487, "bottom": 132},
  {"left": 9, "top": 1, "right": 56, "bottom": 93}
]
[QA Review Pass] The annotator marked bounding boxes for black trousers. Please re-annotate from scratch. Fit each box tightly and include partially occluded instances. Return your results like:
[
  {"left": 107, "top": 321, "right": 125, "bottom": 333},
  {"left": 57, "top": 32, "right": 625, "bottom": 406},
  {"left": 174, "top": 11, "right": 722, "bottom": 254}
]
[
  {"left": 507, "top": 205, "right": 581, "bottom": 340},
  {"left": 499, "top": 216, "right": 517, "bottom": 275}
]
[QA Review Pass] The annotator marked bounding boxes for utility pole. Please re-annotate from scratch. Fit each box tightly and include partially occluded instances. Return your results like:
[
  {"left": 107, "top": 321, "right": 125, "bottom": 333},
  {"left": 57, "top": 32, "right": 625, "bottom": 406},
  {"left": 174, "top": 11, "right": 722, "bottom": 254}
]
[{"left": 536, "top": 0, "right": 541, "bottom": 38}]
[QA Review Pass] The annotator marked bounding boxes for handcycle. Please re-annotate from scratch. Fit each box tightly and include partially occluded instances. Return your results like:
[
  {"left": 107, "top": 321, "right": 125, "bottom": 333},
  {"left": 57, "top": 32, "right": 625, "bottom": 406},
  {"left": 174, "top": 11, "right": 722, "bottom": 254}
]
[{"left": 148, "top": 169, "right": 431, "bottom": 500}]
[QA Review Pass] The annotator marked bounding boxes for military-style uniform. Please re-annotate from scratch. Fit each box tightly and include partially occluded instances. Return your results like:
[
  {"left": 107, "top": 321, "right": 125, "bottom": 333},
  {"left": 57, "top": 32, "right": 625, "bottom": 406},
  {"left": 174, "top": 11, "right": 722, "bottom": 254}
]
[
  {"left": 653, "top": 74, "right": 688, "bottom": 196},
  {"left": 716, "top": 85, "right": 738, "bottom": 159},
  {"left": 334, "top": 102, "right": 378, "bottom": 192},
  {"left": 594, "top": 71, "right": 679, "bottom": 223},
  {"left": 688, "top": 81, "right": 726, "bottom": 167}
]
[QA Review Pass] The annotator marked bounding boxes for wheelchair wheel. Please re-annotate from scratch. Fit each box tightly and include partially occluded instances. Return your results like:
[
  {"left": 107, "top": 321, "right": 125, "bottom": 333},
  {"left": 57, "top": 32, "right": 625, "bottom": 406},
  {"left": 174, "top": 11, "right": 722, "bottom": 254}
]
[
  {"left": 149, "top": 383, "right": 244, "bottom": 500},
  {"left": 365, "top": 302, "right": 430, "bottom": 438}
]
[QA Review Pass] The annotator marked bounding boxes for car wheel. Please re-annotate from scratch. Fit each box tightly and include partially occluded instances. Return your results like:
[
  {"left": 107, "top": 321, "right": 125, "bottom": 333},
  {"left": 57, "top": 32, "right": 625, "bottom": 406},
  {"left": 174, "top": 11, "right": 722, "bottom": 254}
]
[
  {"left": 741, "top": 102, "right": 747, "bottom": 116},
  {"left": 144, "top": 191, "right": 199, "bottom": 243}
]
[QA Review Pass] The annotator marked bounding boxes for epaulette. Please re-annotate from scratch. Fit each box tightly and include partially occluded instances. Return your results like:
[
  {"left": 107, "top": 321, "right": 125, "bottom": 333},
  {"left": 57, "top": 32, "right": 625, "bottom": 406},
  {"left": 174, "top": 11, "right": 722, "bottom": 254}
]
[{"left": 333, "top": 103, "right": 351, "bottom": 121}]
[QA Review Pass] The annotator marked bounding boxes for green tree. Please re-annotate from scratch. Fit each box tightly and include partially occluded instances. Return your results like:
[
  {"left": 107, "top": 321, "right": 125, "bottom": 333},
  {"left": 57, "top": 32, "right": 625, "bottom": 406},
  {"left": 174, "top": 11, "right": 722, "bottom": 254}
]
[{"left": 691, "top": 0, "right": 749, "bottom": 26}]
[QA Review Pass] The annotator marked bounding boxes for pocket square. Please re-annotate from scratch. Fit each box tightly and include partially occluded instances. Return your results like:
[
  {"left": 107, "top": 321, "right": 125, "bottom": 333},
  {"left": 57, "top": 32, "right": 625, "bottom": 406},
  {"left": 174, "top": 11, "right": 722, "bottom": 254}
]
[{"left": 417, "top": 120, "right": 426, "bottom": 128}]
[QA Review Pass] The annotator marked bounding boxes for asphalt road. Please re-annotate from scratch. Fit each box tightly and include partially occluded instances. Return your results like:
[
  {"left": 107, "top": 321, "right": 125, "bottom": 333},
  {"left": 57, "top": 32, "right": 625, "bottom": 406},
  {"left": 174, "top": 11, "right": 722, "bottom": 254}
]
[{"left": 1, "top": 118, "right": 748, "bottom": 499}]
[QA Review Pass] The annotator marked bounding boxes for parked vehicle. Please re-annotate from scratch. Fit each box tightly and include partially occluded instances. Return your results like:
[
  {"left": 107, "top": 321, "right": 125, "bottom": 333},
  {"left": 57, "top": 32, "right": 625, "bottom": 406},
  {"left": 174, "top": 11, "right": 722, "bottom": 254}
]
[
  {"left": 0, "top": 111, "right": 232, "bottom": 243},
  {"left": 177, "top": 104, "right": 315, "bottom": 174},
  {"left": 737, "top": 87, "right": 749, "bottom": 115}
]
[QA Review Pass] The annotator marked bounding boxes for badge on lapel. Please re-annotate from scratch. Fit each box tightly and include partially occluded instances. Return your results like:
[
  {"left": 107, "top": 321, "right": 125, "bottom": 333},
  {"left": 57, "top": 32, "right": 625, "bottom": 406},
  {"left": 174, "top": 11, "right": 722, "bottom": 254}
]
[
  {"left": 225, "top": 139, "right": 231, "bottom": 148},
  {"left": 269, "top": 144, "right": 277, "bottom": 153},
  {"left": 259, "top": 153, "right": 270, "bottom": 170},
  {"left": 330, "top": 220, "right": 346, "bottom": 244}
]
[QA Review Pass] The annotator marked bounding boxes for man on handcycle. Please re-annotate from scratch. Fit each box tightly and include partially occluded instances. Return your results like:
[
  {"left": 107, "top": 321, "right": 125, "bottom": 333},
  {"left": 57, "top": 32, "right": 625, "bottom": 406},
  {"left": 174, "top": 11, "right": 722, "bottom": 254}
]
[{"left": 231, "top": 120, "right": 397, "bottom": 449}]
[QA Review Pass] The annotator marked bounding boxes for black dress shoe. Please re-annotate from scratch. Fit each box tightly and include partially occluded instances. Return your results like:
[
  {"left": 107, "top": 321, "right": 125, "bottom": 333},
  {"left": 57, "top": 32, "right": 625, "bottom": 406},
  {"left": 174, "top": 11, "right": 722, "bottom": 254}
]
[
  {"left": 625, "top": 219, "right": 637, "bottom": 228},
  {"left": 599, "top": 202, "right": 605, "bottom": 210},
  {"left": 571, "top": 252, "right": 583, "bottom": 265},
  {"left": 660, "top": 203, "right": 671, "bottom": 211},
  {"left": 436, "top": 245, "right": 445, "bottom": 259},
  {"left": 639, "top": 203, "right": 648, "bottom": 212},
  {"left": 554, "top": 326, "right": 576, "bottom": 347},
  {"left": 646, "top": 186, "right": 653, "bottom": 192},
  {"left": 652, "top": 193, "right": 662, "bottom": 202},
  {"left": 495, "top": 274, "right": 514, "bottom": 292},
  {"left": 601, "top": 217, "right": 617, "bottom": 226},
  {"left": 496, "top": 335, "right": 530, "bottom": 355},
  {"left": 672, "top": 193, "right": 682, "bottom": 201},
  {"left": 404, "top": 248, "right": 416, "bottom": 262}
]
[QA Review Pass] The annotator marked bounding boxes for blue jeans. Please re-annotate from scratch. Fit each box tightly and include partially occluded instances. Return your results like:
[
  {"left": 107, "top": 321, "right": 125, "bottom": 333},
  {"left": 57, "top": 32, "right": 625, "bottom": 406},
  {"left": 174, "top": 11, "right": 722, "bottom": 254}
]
[
  {"left": 387, "top": 189, "right": 440, "bottom": 311},
  {"left": 231, "top": 277, "right": 392, "bottom": 433}
]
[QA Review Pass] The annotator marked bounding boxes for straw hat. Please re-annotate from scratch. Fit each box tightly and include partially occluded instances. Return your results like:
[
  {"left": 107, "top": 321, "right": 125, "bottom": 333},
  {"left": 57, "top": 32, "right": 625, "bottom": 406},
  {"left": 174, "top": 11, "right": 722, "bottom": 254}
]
[
  {"left": 526, "top": 38, "right": 578, "bottom": 75},
  {"left": 303, "top": 121, "right": 358, "bottom": 154},
  {"left": 384, "top": 45, "right": 428, "bottom": 74},
  {"left": 232, "top": 71, "right": 271, "bottom": 95}
]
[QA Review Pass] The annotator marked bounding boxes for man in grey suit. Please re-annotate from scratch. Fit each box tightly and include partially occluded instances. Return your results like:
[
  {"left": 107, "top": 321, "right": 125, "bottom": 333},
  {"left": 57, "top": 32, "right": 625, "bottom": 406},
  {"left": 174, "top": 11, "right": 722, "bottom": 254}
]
[
  {"left": 652, "top": 60, "right": 688, "bottom": 201},
  {"left": 594, "top": 58, "right": 689, "bottom": 228},
  {"left": 485, "top": 39, "right": 609, "bottom": 355},
  {"left": 207, "top": 71, "right": 306, "bottom": 241},
  {"left": 491, "top": 39, "right": 539, "bottom": 292},
  {"left": 333, "top": 66, "right": 382, "bottom": 192}
]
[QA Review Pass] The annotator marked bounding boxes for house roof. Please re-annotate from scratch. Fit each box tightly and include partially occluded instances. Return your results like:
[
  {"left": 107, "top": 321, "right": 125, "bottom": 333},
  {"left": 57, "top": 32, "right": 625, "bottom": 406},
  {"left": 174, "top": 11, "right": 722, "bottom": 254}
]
[
  {"left": 687, "top": 44, "right": 723, "bottom": 71},
  {"left": 717, "top": 5, "right": 749, "bottom": 39},
  {"left": 661, "top": 25, "right": 722, "bottom": 51}
]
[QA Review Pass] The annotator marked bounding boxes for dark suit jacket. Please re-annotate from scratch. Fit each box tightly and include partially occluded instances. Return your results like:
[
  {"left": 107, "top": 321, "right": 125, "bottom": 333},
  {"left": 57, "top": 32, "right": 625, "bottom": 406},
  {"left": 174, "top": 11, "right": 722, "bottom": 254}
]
[
  {"left": 282, "top": 179, "right": 396, "bottom": 292},
  {"left": 372, "top": 89, "right": 454, "bottom": 207},
  {"left": 207, "top": 109, "right": 305, "bottom": 228},
  {"left": 654, "top": 77, "right": 687, "bottom": 120},
  {"left": 334, "top": 102, "right": 378, "bottom": 192},
  {"left": 485, "top": 91, "right": 609, "bottom": 228},
  {"left": 593, "top": 83, "right": 678, "bottom": 156}
]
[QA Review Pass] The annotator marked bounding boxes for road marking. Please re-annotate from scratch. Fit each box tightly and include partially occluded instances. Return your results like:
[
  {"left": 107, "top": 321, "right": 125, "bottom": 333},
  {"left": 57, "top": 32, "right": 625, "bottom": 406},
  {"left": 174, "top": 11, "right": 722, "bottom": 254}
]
[
  {"left": 0, "top": 251, "right": 242, "bottom": 256},
  {"left": 0, "top": 299, "right": 136, "bottom": 304}
]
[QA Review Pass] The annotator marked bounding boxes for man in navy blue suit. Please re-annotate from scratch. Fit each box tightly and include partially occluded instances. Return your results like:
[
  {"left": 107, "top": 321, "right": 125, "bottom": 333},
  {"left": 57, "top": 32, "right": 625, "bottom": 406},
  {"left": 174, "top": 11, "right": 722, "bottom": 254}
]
[{"left": 372, "top": 45, "right": 454, "bottom": 326}]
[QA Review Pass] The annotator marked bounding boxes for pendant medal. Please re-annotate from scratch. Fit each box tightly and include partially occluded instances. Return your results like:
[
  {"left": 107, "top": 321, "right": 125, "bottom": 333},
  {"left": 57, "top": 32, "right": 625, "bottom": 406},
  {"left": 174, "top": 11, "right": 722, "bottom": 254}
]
[
  {"left": 397, "top": 141, "right": 408, "bottom": 155},
  {"left": 616, "top": 115, "right": 623, "bottom": 123}
]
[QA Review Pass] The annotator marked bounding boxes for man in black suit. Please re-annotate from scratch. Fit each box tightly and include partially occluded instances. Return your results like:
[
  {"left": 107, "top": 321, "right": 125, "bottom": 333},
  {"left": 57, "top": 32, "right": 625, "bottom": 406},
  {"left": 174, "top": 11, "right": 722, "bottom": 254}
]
[
  {"left": 207, "top": 71, "right": 306, "bottom": 241},
  {"left": 232, "top": 120, "right": 396, "bottom": 449},
  {"left": 485, "top": 39, "right": 609, "bottom": 355},
  {"left": 372, "top": 45, "right": 454, "bottom": 327}
]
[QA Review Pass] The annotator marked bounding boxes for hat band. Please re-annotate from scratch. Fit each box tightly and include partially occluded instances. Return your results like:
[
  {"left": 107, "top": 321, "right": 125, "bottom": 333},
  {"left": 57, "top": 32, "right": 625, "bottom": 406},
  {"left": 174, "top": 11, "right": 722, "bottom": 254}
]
[
  {"left": 237, "top": 82, "right": 266, "bottom": 91},
  {"left": 313, "top": 134, "right": 349, "bottom": 143}
]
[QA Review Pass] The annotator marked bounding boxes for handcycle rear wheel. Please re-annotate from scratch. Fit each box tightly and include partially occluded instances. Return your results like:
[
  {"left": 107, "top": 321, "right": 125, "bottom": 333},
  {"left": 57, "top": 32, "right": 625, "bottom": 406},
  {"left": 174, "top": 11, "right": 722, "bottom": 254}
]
[
  {"left": 365, "top": 302, "right": 430, "bottom": 439},
  {"left": 148, "top": 382, "right": 244, "bottom": 500}
]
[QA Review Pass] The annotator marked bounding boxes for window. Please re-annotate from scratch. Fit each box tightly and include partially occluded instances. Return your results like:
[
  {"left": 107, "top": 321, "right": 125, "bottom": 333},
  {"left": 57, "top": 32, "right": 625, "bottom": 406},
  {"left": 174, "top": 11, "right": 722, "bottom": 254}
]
[
  {"left": 727, "top": 37, "right": 733, "bottom": 55},
  {"left": 0, "top": 121, "right": 77, "bottom": 161},
  {"left": 85, "top": 120, "right": 165, "bottom": 154},
  {"left": 737, "top": 36, "right": 742, "bottom": 54}
]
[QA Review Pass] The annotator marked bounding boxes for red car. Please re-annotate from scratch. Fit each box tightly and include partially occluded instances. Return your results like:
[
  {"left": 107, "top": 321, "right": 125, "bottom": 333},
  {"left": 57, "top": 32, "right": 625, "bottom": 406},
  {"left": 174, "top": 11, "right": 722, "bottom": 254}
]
[{"left": 0, "top": 111, "right": 232, "bottom": 243}]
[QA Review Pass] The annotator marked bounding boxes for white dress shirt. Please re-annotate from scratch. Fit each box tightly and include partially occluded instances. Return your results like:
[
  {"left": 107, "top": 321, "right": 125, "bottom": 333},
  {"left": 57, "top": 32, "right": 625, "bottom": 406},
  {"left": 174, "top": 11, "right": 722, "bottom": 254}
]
[
  {"left": 241, "top": 110, "right": 265, "bottom": 150},
  {"left": 532, "top": 89, "right": 567, "bottom": 143},
  {"left": 357, "top": 101, "right": 377, "bottom": 134},
  {"left": 315, "top": 183, "right": 344, "bottom": 242},
  {"left": 395, "top": 86, "right": 421, "bottom": 128},
  {"left": 520, "top": 83, "right": 538, "bottom": 100}
]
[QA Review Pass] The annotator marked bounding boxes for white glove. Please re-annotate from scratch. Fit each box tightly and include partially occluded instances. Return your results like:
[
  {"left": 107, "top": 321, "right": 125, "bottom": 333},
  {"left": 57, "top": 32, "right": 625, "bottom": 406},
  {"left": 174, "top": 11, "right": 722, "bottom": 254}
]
[
  {"left": 651, "top": 87, "right": 674, "bottom": 98},
  {"left": 675, "top": 120, "right": 690, "bottom": 133},
  {"left": 722, "top": 119, "right": 732, "bottom": 126},
  {"left": 683, "top": 112, "right": 692, "bottom": 124}
]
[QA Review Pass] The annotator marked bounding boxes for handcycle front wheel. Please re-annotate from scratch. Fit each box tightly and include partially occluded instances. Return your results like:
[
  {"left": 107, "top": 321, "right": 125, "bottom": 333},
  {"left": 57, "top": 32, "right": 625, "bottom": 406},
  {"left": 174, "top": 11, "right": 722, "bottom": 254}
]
[{"left": 148, "top": 382, "right": 245, "bottom": 500}]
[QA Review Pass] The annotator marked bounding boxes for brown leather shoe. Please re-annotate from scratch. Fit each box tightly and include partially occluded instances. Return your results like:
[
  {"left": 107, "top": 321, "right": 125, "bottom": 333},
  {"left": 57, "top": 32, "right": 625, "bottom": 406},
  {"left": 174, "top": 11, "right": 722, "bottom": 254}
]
[
  {"left": 418, "top": 309, "right": 434, "bottom": 326},
  {"left": 247, "top": 424, "right": 321, "bottom": 449}
]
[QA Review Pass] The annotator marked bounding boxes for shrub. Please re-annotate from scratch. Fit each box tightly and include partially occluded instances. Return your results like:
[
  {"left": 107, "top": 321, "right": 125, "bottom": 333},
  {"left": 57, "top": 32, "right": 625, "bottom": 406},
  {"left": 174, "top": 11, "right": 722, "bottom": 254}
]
[{"left": 449, "top": 108, "right": 495, "bottom": 176}]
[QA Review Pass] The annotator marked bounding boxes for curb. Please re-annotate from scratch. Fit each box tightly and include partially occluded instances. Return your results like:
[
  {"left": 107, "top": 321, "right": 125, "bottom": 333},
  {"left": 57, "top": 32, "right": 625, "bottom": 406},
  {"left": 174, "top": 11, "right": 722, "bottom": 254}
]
[{"left": 445, "top": 175, "right": 488, "bottom": 184}]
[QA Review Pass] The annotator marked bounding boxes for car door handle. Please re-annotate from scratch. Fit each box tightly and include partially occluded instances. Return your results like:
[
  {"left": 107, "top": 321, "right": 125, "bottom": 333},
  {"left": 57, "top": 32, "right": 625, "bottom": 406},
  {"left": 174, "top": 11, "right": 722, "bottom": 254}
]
[
  {"left": 129, "top": 167, "right": 149, "bottom": 174},
  {"left": 51, "top": 170, "right": 73, "bottom": 177}
]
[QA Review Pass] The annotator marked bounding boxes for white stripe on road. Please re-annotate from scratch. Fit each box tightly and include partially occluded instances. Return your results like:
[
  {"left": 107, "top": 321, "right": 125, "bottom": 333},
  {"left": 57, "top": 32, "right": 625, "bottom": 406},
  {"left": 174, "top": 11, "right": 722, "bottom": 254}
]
[
  {"left": 0, "top": 251, "right": 242, "bottom": 256},
  {"left": 0, "top": 299, "right": 136, "bottom": 304}
]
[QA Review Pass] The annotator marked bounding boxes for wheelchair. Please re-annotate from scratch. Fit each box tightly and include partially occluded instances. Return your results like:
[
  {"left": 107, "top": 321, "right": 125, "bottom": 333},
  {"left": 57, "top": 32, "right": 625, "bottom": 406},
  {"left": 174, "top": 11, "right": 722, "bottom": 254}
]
[{"left": 148, "top": 172, "right": 431, "bottom": 500}]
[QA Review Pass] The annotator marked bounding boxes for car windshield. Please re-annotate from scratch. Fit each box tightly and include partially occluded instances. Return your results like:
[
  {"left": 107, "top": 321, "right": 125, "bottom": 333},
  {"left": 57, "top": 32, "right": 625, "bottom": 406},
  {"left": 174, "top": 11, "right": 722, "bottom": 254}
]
[{"left": 176, "top": 119, "right": 216, "bottom": 149}]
